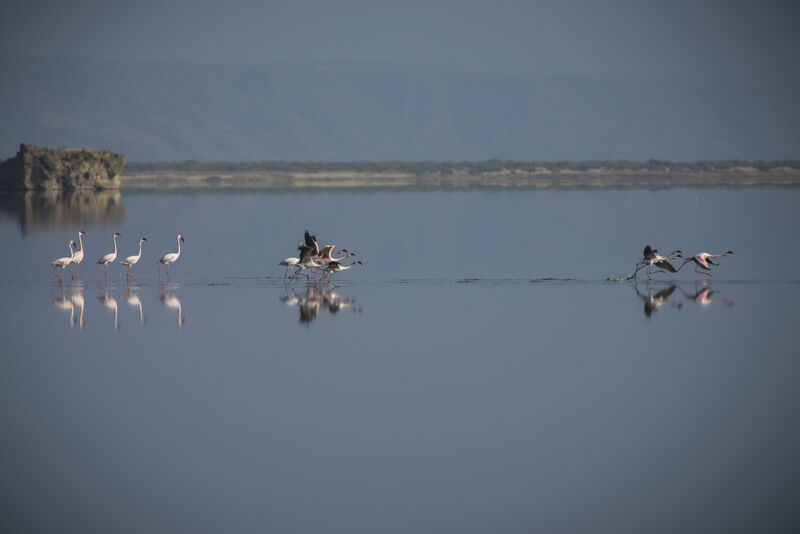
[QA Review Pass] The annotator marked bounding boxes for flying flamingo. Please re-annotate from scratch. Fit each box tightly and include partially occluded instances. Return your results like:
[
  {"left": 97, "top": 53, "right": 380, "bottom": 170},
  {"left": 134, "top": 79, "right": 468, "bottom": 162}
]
[
  {"left": 292, "top": 244, "right": 321, "bottom": 280},
  {"left": 158, "top": 234, "right": 184, "bottom": 280},
  {"left": 70, "top": 230, "right": 86, "bottom": 279},
  {"left": 50, "top": 241, "right": 77, "bottom": 282},
  {"left": 633, "top": 246, "right": 682, "bottom": 279},
  {"left": 678, "top": 251, "right": 734, "bottom": 277},
  {"left": 323, "top": 260, "right": 363, "bottom": 280},
  {"left": 120, "top": 237, "right": 148, "bottom": 280},
  {"left": 97, "top": 232, "right": 121, "bottom": 280},
  {"left": 304, "top": 230, "right": 320, "bottom": 257}
]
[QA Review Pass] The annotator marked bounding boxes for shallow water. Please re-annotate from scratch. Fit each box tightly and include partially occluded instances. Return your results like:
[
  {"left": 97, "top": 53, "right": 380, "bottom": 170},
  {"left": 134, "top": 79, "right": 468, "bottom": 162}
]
[{"left": 1, "top": 188, "right": 799, "bottom": 533}]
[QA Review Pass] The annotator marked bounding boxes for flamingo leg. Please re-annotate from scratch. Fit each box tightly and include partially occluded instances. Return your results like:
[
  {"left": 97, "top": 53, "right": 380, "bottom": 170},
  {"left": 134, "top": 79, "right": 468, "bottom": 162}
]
[{"left": 695, "top": 265, "right": 712, "bottom": 277}]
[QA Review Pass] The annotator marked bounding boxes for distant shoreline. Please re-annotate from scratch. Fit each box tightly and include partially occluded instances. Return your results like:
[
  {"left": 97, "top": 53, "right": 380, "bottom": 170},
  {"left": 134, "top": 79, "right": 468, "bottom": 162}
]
[{"left": 120, "top": 168, "right": 800, "bottom": 190}]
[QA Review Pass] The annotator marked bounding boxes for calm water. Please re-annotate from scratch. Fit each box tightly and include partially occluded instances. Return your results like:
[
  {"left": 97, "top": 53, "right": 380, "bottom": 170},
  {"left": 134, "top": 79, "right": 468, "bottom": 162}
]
[{"left": 1, "top": 188, "right": 799, "bottom": 533}]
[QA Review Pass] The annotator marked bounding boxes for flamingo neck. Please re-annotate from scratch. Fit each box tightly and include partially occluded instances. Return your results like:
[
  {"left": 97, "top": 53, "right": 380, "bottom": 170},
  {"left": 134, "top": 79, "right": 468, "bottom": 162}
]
[
  {"left": 112, "top": 235, "right": 118, "bottom": 255},
  {"left": 137, "top": 240, "right": 144, "bottom": 258},
  {"left": 78, "top": 234, "right": 84, "bottom": 252},
  {"left": 176, "top": 237, "right": 181, "bottom": 258}
]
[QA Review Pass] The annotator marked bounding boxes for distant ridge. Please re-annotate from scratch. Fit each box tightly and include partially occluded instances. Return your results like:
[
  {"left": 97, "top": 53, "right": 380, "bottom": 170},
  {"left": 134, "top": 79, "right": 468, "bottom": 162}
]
[{"left": 2, "top": 58, "right": 800, "bottom": 162}]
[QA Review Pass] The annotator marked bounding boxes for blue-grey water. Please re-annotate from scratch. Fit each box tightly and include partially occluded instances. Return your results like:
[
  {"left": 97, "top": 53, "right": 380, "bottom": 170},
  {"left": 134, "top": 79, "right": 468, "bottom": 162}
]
[{"left": 1, "top": 188, "right": 799, "bottom": 533}]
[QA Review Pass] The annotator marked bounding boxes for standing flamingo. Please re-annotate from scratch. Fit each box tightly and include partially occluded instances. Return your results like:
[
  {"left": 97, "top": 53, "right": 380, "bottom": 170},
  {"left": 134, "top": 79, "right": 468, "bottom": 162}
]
[
  {"left": 678, "top": 251, "right": 734, "bottom": 277},
  {"left": 50, "top": 241, "right": 77, "bottom": 282},
  {"left": 158, "top": 234, "right": 184, "bottom": 280},
  {"left": 120, "top": 237, "right": 148, "bottom": 280},
  {"left": 97, "top": 232, "right": 121, "bottom": 280},
  {"left": 633, "top": 246, "right": 682, "bottom": 279},
  {"left": 70, "top": 230, "right": 86, "bottom": 278}
]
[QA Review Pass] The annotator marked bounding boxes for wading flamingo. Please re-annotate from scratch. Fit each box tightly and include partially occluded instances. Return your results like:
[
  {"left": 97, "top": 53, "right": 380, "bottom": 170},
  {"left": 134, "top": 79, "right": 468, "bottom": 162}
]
[
  {"left": 70, "top": 230, "right": 86, "bottom": 278},
  {"left": 120, "top": 237, "right": 148, "bottom": 280},
  {"left": 158, "top": 234, "right": 184, "bottom": 280},
  {"left": 97, "top": 232, "right": 121, "bottom": 280},
  {"left": 51, "top": 241, "right": 77, "bottom": 282}
]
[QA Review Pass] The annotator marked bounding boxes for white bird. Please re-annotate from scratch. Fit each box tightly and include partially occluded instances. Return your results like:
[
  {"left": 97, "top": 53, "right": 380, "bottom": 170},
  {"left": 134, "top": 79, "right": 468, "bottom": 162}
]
[
  {"left": 50, "top": 240, "right": 77, "bottom": 282},
  {"left": 70, "top": 230, "right": 86, "bottom": 278},
  {"left": 279, "top": 256, "right": 301, "bottom": 279},
  {"left": 158, "top": 234, "right": 184, "bottom": 280},
  {"left": 97, "top": 232, "right": 121, "bottom": 280},
  {"left": 120, "top": 237, "right": 148, "bottom": 280}
]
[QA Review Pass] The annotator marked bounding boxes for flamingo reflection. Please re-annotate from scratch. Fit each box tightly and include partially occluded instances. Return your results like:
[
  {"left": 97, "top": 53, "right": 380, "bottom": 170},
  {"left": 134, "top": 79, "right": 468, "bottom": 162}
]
[
  {"left": 124, "top": 286, "right": 146, "bottom": 323},
  {"left": 633, "top": 283, "right": 681, "bottom": 318},
  {"left": 51, "top": 285, "right": 74, "bottom": 324},
  {"left": 159, "top": 284, "right": 185, "bottom": 326},
  {"left": 51, "top": 282, "right": 85, "bottom": 328},
  {"left": 679, "top": 282, "right": 733, "bottom": 308},
  {"left": 281, "top": 285, "right": 362, "bottom": 324},
  {"left": 70, "top": 283, "right": 85, "bottom": 328},
  {"left": 98, "top": 286, "right": 119, "bottom": 330}
]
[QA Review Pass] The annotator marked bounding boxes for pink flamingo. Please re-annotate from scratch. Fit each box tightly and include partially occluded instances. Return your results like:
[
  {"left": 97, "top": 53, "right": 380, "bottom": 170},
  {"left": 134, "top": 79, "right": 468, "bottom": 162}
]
[
  {"left": 51, "top": 241, "right": 77, "bottom": 282},
  {"left": 679, "top": 251, "right": 734, "bottom": 277}
]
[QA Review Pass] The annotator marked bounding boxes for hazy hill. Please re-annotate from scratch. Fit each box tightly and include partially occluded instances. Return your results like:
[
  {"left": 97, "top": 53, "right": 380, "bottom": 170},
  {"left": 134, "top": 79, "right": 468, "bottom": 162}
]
[{"left": 1, "top": 58, "right": 798, "bottom": 162}]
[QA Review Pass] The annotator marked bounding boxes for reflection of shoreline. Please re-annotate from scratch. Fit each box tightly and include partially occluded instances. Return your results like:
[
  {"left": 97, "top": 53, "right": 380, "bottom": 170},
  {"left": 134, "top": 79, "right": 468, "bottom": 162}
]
[
  {"left": 0, "top": 190, "right": 125, "bottom": 233},
  {"left": 121, "top": 169, "right": 800, "bottom": 191}
]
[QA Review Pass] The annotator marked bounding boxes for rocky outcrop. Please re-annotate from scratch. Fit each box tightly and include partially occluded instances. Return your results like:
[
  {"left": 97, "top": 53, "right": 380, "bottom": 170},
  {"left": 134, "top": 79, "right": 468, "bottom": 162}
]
[{"left": 0, "top": 143, "right": 126, "bottom": 190}]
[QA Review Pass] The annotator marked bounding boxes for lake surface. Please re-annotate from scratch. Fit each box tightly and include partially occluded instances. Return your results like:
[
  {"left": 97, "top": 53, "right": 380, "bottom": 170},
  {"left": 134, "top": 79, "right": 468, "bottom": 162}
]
[{"left": 1, "top": 188, "right": 799, "bottom": 533}]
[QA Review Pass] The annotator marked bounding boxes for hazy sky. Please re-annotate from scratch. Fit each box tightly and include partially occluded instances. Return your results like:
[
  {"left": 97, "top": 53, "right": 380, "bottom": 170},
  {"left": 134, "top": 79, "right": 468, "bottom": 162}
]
[{"left": 2, "top": 0, "right": 799, "bottom": 80}]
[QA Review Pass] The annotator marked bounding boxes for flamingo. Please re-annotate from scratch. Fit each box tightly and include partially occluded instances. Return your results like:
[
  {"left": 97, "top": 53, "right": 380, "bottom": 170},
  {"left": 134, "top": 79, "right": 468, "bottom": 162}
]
[
  {"left": 633, "top": 246, "right": 682, "bottom": 279},
  {"left": 120, "top": 237, "right": 148, "bottom": 280},
  {"left": 315, "top": 244, "right": 355, "bottom": 268},
  {"left": 97, "top": 232, "right": 121, "bottom": 280},
  {"left": 50, "top": 240, "right": 77, "bottom": 281},
  {"left": 70, "top": 230, "right": 86, "bottom": 278},
  {"left": 279, "top": 256, "right": 301, "bottom": 279},
  {"left": 678, "top": 251, "right": 734, "bottom": 277},
  {"left": 158, "top": 234, "right": 184, "bottom": 280},
  {"left": 291, "top": 244, "right": 321, "bottom": 280},
  {"left": 304, "top": 230, "right": 320, "bottom": 257},
  {"left": 323, "top": 260, "right": 363, "bottom": 280}
]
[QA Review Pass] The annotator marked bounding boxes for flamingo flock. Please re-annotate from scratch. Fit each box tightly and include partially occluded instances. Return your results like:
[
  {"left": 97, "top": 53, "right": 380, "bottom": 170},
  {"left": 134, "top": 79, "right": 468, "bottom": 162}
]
[
  {"left": 631, "top": 245, "right": 734, "bottom": 280},
  {"left": 49, "top": 229, "right": 735, "bottom": 284},
  {"left": 48, "top": 231, "right": 185, "bottom": 282},
  {"left": 280, "top": 230, "right": 362, "bottom": 282}
]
